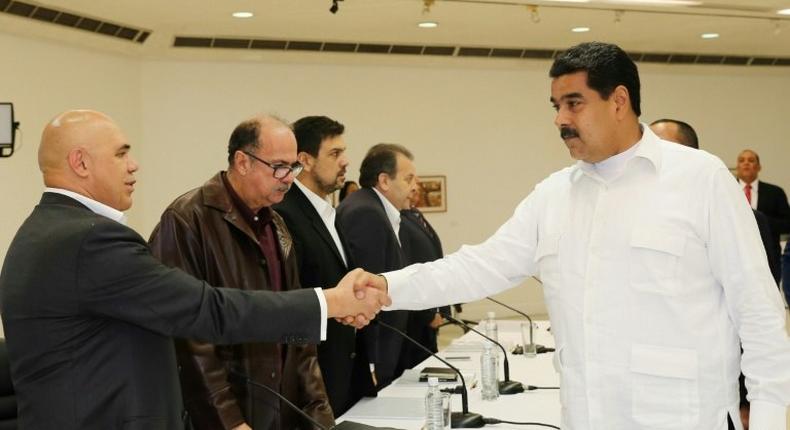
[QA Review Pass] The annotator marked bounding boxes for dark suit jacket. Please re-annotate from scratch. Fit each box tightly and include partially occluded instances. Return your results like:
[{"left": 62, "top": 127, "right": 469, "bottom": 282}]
[
  {"left": 336, "top": 188, "right": 408, "bottom": 388},
  {"left": 754, "top": 209, "right": 781, "bottom": 284},
  {"left": 275, "top": 184, "right": 375, "bottom": 415},
  {"left": 398, "top": 208, "right": 450, "bottom": 370},
  {"left": 756, "top": 180, "right": 790, "bottom": 237},
  {"left": 0, "top": 193, "right": 320, "bottom": 430}
]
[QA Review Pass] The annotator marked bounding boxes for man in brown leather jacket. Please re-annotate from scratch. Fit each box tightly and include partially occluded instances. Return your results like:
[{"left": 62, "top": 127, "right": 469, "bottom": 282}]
[{"left": 149, "top": 115, "right": 334, "bottom": 430}]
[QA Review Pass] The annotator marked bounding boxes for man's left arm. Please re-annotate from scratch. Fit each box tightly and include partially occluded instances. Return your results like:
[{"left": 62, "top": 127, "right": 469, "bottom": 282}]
[{"left": 708, "top": 167, "right": 790, "bottom": 428}]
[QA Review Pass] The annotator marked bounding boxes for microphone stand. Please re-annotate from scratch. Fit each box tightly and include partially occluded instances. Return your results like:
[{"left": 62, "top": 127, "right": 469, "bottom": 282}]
[
  {"left": 439, "top": 311, "right": 524, "bottom": 395},
  {"left": 229, "top": 370, "right": 404, "bottom": 430},
  {"left": 486, "top": 297, "right": 544, "bottom": 356},
  {"left": 374, "top": 320, "right": 485, "bottom": 428}
]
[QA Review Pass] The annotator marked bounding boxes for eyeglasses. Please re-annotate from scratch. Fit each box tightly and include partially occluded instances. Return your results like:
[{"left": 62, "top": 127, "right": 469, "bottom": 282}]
[{"left": 243, "top": 151, "right": 303, "bottom": 179}]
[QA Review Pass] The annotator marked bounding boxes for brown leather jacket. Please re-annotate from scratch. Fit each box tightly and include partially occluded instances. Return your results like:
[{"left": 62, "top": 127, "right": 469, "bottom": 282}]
[{"left": 149, "top": 172, "right": 334, "bottom": 430}]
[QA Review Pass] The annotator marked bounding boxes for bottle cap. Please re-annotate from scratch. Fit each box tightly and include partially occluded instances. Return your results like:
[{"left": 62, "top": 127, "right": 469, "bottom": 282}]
[
  {"left": 428, "top": 376, "right": 439, "bottom": 386},
  {"left": 487, "top": 311, "right": 496, "bottom": 319}
]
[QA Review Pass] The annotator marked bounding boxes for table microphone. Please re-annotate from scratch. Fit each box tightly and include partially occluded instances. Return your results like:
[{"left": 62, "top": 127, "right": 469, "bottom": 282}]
[
  {"left": 438, "top": 311, "right": 524, "bottom": 395},
  {"left": 373, "top": 320, "right": 485, "bottom": 428},
  {"left": 228, "top": 370, "right": 404, "bottom": 430},
  {"left": 486, "top": 297, "right": 545, "bottom": 355}
]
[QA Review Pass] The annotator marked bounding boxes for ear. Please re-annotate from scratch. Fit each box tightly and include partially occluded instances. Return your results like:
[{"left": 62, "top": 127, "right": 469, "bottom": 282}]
[
  {"left": 612, "top": 85, "right": 630, "bottom": 118},
  {"left": 377, "top": 172, "right": 391, "bottom": 191},
  {"left": 67, "top": 148, "right": 90, "bottom": 178},
  {"left": 233, "top": 150, "right": 250, "bottom": 175},
  {"left": 297, "top": 152, "right": 314, "bottom": 172}
]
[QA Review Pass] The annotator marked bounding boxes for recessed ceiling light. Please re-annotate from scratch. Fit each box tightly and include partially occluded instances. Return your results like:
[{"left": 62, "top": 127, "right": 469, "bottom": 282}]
[
  {"left": 232, "top": 11, "right": 254, "bottom": 19},
  {"left": 418, "top": 21, "right": 439, "bottom": 28},
  {"left": 701, "top": 32, "right": 720, "bottom": 39},
  {"left": 571, "top": 27, "right": 591, "bottom": 33},
  {"left": 778, "top": 8, "right": 790, "bottom": 15}
]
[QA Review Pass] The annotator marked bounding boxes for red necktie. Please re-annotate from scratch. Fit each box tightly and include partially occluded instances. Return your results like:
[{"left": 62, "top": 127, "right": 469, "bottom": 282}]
[{"left": 744, "top": 184, "right": 752, "bottom": 205}]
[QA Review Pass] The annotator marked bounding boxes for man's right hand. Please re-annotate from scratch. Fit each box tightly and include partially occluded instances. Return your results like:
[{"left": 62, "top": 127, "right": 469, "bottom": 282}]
[{"left": 325, "top": 269, "right": 391, "bottom": 329}]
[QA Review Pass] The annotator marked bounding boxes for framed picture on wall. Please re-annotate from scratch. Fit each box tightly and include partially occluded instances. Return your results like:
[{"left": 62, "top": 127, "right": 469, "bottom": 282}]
[{"left": 416, "top": 175, "right": 447, "bottom": 213}]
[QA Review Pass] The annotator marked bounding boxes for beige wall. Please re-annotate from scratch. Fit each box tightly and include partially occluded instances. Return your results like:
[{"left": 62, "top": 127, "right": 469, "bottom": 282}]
[{"left": 2, "top": 33, "right": 790, "bottom": 324}]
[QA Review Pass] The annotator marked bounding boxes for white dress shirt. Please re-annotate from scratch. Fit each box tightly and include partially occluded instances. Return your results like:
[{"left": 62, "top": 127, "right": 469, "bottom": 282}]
[
  {"left": 385, "top": 126, "right": 790, "bottom": 429},
  {"left": 294, "top": 179, "right": 348, "bottom": 266},
  {"left": 738, "top": 178, "right": 759, "bottom": 210},
  {"left": 45, "top": 187, "right": 329, "bottom": 340},
  {"left": 372, "top": 187, "right": 402, "bottom": 245}
]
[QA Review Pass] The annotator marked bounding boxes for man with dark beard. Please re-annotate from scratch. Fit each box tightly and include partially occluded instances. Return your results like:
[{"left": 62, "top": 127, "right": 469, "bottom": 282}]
[
  {"left": 275, "top": 116, "right": 376, "bottom": 415},
  {"left": 149, "top": 115, "right": 334, "bottom": 430}
]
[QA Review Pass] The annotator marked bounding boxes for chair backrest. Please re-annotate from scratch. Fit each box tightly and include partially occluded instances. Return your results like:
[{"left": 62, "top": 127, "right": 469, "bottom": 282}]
[{"left": 0, "top": 339, "right": 17, "bottom": 429}]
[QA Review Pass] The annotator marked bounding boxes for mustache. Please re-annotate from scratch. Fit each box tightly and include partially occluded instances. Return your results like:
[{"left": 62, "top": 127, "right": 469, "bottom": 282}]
[{"left": 560, "top": 127, "right": 580, "bottom": 140}]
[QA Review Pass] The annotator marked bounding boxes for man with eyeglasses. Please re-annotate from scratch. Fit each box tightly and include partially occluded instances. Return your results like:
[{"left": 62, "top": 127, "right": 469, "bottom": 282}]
[{"left": 149, "top": 115, "right": 334, "bottom": 430}]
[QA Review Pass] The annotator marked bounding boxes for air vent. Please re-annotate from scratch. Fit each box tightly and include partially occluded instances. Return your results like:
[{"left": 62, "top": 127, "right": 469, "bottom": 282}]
[
  {"left": 0, "top": 0, "right": 150, "bottom": 44},
  {"left": 171, "top": 36, "right": 790, "bottom": 67}
]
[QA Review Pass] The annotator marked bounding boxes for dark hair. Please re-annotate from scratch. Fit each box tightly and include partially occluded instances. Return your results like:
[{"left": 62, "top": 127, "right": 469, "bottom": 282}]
[
  {"left": 550, "top": 42, "right": 641, "bottom": 116},
  {"left": 227, "top": 116, "right": 290, "bottom": 165},
  {"left": 650, "top": 118, "right": 699, "bottom": 149},
  {"left": 227, "top": 119, "right": 261, "bottom": 164},
  {"left": 292, "top": 116, "right": 345, "bottom": 157},
  {"left": 359, "top": 143, "right": 413, "bottom": 188},
  {"left": 339, "top": 181, "right": 358, "bottom": 202}
]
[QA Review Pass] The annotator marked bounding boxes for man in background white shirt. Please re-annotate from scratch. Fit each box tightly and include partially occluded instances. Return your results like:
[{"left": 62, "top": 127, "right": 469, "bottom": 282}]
[{"left": 371, "top": 42, "right": 790, "bottom": 430}]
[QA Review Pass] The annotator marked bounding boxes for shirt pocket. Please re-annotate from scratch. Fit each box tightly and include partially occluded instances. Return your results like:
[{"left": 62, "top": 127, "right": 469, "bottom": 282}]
[
  {"left": 630, "top": 343, "right": 700, "bottom": 429},
  {"left": 629, "top": 226, "right": 686, "bottom": 295}
]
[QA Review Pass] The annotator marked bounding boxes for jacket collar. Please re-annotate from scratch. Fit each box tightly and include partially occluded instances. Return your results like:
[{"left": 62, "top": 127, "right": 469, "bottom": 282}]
[{"left": 199, "top": 172, "right": 293, "bottom": 258}]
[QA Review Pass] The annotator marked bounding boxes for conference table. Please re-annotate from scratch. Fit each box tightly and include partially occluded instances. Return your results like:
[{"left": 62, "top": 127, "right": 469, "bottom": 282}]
[{"left": 338, "top": 320, "right": 561, "bottom": 429}]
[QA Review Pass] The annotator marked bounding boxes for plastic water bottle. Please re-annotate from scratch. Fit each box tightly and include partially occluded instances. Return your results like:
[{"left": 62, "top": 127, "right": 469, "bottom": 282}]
[
  {"left": 425, "top": 377, "right": 445, "bottom": 429},
  {"left": 480, "top": 342, "right": 500, "bottom": 401},
  {"left": 484, "top": 311, "right": 498, "bottom": 343}
]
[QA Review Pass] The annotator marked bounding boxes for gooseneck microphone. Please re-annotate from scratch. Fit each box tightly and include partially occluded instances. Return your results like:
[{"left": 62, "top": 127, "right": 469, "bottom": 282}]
[
  {"left": 438, "top": 311, "right": 524, "bottom": 395},
  {"left": 228, "top": 370, "right": 404, "bottom": 430},
  {"left": 374, "top": 320, "right": 485, "bottom": 428},
  {"left": 486, "top": 297, "right": 545, "bottom": 355}
]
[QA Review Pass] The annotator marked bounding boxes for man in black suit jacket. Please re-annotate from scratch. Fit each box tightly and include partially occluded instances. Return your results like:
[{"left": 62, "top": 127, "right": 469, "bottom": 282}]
[
  {"left": 398, "top": 198, "right": 450, "bottom": 370},
  {"left": 275, "top": 116, "right": 375, "bottom": 415},
  {"left": 0, "top": 110, "right": 387, "bottom": 430},
  {"left": 736, "top": 149, "right": 790, "bottom": 239},
  {"left": 336, "top": 143, "right": 418, "bottom": 388}
]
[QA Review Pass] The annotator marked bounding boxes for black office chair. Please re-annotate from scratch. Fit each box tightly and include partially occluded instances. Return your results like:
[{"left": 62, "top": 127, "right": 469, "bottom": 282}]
[{"left": 0, "top": 339, "right": 17, "bottom": 430}]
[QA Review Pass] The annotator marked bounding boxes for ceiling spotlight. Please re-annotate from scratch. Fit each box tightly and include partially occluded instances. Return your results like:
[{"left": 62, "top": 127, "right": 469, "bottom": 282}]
[
  {"left": 572, "top": 26, "right": 591, "bottom": 32},
  {"left": 418, "top": 21, "right": 439, "bottom": 28},
  {"left": 232, "top": 12, "right": 254, "bottom": 19},
  {"left": 701, "top": 32, "right": 719, "bottom": 39},
  {"left": 423, "top": 0, "right": 436, "bottom": 14},
  {"left": 330, "top": 0, "right": 343, "bottom": 14},
  {"left": 778, "top": 8, "right": 790, "bottom": 15}
]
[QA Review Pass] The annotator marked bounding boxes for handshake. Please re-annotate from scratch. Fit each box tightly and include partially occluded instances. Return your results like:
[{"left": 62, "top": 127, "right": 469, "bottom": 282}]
[{"left": 323, "top": 268, "right": 391, "bottom": 329}]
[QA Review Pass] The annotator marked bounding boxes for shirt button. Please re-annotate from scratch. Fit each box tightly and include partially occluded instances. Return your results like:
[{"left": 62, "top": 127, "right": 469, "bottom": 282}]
[
  {"left": 271, "top": 372, "right": 276, "bottom": 379},
  {"left": 350, "top": 352, "right": 357, "bottom": 359}
]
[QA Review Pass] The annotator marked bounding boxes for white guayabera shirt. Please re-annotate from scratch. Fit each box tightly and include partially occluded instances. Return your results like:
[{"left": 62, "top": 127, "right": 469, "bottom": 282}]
[{"left": 385, "top": 125, "right": 790, "bottom": 430}]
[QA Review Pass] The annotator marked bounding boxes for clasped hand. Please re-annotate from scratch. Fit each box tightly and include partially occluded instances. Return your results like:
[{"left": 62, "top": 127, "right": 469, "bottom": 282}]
[{"left": 325, "top": 268, "right": 390, "bottom": 329}]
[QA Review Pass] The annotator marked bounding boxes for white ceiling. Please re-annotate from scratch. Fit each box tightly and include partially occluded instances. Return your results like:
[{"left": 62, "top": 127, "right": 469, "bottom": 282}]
[{"left": 2, "top": 0, "right": 790, "bottom": 61}]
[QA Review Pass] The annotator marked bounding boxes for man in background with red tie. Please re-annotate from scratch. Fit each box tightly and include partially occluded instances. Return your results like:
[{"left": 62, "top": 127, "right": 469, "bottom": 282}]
[
  {"left": 736, "top": 150, "right": 790, "bottom": 283},
  {"left": 736, "top": 149, "right": 790, "bottom": 238}
]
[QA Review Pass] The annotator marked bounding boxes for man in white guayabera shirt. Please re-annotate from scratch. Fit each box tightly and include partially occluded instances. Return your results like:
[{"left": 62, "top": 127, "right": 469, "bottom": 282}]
[{"left": 368, "top": 42, "right": 790, "bottom": 430}]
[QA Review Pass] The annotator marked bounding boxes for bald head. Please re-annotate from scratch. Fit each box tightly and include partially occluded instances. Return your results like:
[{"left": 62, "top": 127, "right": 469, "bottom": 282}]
[
  {"left": 650, "top": 119, "right": 699, "bottom": 149},
  {"left": 39, "top": 109, "right": 138, "bottom": 211}
]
